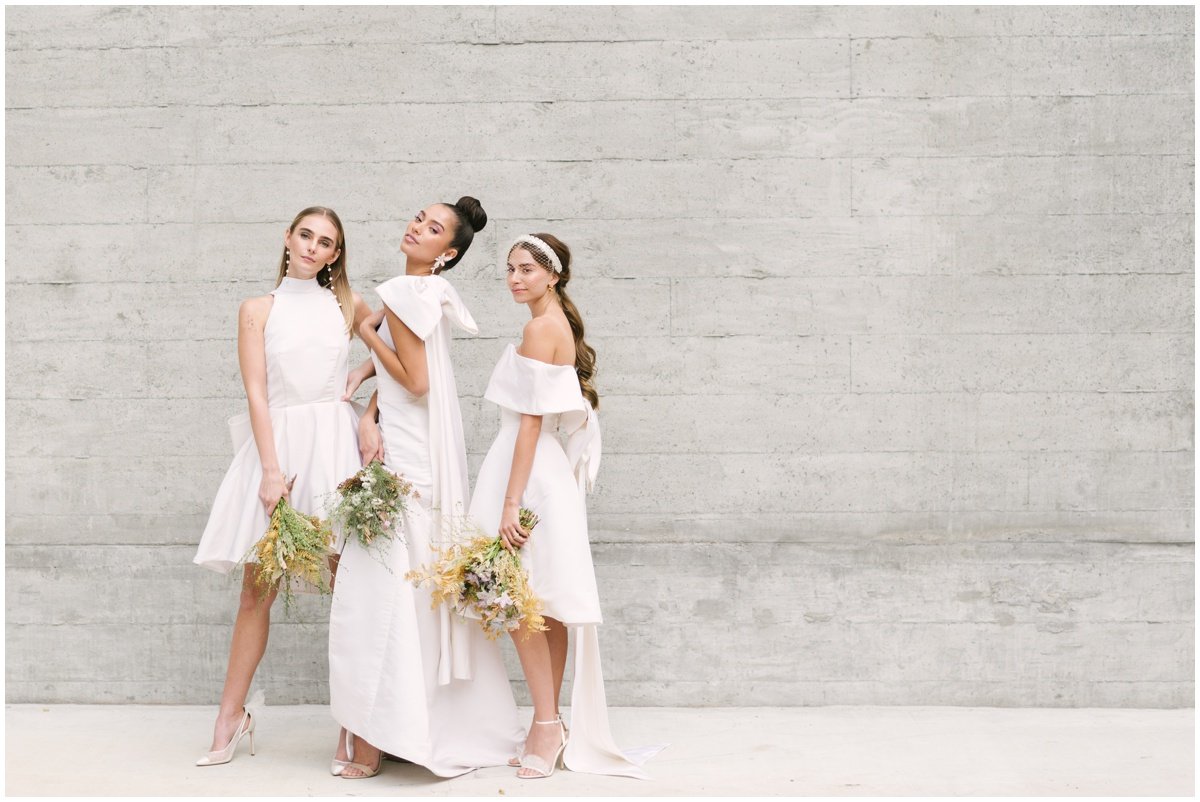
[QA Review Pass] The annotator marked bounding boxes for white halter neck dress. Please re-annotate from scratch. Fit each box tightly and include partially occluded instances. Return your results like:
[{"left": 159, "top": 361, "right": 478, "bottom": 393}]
[{"left": 194, "top": 276, "right": 361, "bottom": 573}]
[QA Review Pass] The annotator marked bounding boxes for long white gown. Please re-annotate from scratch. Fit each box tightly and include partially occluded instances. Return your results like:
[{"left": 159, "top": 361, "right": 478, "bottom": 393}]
[
  {"left": 468, "top": 343, "right": 648, "bottom": 779},
  {"left": 194, "top": 275, "right": 361, "bottom": 573},
  {"left": 328, "top": 275, "right": 523, "bottom": 777}
]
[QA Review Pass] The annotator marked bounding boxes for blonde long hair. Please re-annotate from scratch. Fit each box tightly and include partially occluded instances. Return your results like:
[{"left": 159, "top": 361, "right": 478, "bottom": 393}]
[
  {"left": 511, "top": 233, "right": 599, "bottom": 409},
  {"left": 275, "top": 206, "right": 354, "bottom": 333}
]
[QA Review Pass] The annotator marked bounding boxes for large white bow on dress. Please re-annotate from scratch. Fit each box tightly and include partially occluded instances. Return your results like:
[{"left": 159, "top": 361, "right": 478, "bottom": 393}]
[{"left": 376, "top": 274, "right": 479, "bottom": 685}]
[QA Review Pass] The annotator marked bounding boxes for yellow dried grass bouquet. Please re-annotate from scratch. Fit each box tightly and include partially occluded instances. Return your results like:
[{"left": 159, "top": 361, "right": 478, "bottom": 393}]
[
  {"left": 406, "top": 508, "right": 547, "bottom": 640},
  {"left": 248, "top": 496, "right": 335, "bottom": 613}
]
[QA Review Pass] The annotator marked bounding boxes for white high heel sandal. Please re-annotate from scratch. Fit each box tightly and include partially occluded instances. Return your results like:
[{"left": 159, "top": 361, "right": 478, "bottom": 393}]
[
  {"left": 195, "top": 708, "right": 254, "bottom": 766},
  {"left": 517, "top": 718, "right": 568, "bottom": 779},
  {"left": 509, "top": 713, "right": 568, "bottom": 767},
  {"left": 330, "top": 727, "right": 354, "bottom": 776},
  {"left": 196, "top": 689, "right": 264, "bottom": 767}
]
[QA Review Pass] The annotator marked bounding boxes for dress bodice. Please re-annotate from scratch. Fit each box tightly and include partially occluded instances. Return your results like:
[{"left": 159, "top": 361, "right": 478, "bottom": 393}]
[
  {"left": 484, "top": 345, "right": 587, "bottom": 426},
  {"left": 265, "top": 277, "right": 349, "bottom": 407},
  {"left": 370, "top": 310, "right": 433, "bottom": 496},
  {"left": 483, "top": 343, "right": 602, "bottom": 492},
  {"left": 369, "top": 274, "right": 478, "bottom": 501}
]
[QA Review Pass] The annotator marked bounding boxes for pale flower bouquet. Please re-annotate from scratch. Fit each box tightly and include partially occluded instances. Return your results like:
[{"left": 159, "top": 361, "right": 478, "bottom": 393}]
[
  {"left": 247, "top": 495, "right": 335, "bottom": 613},
  {"left": 327, "top": 460, "right": 416, "bottom": 550},
  {"left": 407, "top": 508, "right": 547, "bottom": 640}
]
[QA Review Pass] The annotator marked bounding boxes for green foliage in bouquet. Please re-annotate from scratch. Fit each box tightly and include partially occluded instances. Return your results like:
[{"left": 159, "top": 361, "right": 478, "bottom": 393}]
[
  {"left": 328, "top": 460, "right": 416, "bottom": 549},
  {"left": 249, "top": 496, "right": 335, "bottom": 613},
  {"left": 407, "top": 508, "right": 547, "bottom": 640}
]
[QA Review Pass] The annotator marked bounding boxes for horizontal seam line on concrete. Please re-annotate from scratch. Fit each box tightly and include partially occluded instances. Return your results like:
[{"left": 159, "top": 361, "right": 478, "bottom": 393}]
[
  {"left": 11, "top": 213, "right": 1195, "bottom": 226},
  {"left": 12, "top": 449, "right": 1198, "bottom": 455},
  {"left": 11, "top": 330, "right": 1192, "bottom": 342},
  {"left": 9, "top": 398, "right": 1195, "bottom": 404},
  {"left": 10, "top": 389, "right": 1192, "bottom": 397},
  {"left": 5, "top": 274, "right": 1196, "bottom": 286},
  {"left": 9, "top": 153, "right": 1195, "bottom": 166},
  {"left": 7, "top": 212, "right": 1196, "bottom": 226},
  {"left": 15, "top": 542, "right": 1197, "bottom": 547},
  {"left": 7, "top": 268, "right": 1197, "bottom": 277},
  {"left": 5, "top": 91, "right": 1196, "bottom": 111},
  {"left": 9, "top": 275, "right": 1196, "bottom": 284},
  {"left": 4, "top": 92, "right": 1196, "bottom": 111},
  {"left": 12, "top": 454, "right": 1198, "bottom": 462},
  {"left": 4, "top": 31, "right": 1191, "bottom": 54},
  {"left": 12, "top": 510, "right": 1195, "bottom": 516},
  {"left": 8, "top": 153, "right": 1196, "bottom": 169}
]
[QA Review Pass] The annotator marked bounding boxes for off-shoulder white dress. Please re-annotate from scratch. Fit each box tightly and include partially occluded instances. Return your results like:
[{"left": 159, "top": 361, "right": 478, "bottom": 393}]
[
  {"left": 328, "top": 275, "right": 523, "bottom": 777},
  {"left": 194, "top": 276, "right": 361, "bottom": 573},
  {"left": 468, "top": 344, "right": 647, "bottom": 779}
]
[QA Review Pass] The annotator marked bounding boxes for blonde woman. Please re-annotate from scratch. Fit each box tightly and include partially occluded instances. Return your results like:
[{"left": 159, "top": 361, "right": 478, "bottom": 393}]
[{"left": 193, "top": 207, "right": 371, "bottom": 766}]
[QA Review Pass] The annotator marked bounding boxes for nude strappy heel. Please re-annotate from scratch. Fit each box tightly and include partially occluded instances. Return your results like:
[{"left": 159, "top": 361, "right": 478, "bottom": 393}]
[
  {"left": 330, "top": 727, "right": 353, "bottom": 776},
  {"left": 510, "top": 713, "right": 568, "bottom": 767},
  {"left": 517, "top": 718, "right": 567, "bottom": 779}
]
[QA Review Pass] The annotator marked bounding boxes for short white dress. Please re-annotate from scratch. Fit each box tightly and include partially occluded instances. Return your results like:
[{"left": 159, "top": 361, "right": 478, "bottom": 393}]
[
  {"left": 469, "top": 343, "right": 648, "bottom": 779},
  {"left": 194, "top": 276, "right": 361, "bottom": 573},
  {"left": 329, "top": 275, "right": 523, "bottom": 777}
]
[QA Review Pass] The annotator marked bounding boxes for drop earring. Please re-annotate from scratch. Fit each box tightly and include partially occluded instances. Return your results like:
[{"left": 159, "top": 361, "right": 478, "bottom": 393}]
[
  {"left": 433, "top": 254, "right": 448, "bottom": 272},
  {"left": 284, "top": 250, "right": 291, "bottom": 275}
]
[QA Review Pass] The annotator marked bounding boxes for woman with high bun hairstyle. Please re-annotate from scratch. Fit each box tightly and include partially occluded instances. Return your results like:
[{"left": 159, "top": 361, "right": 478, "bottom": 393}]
[
  {"left": 327, "top": 198, "right": 523, "bottom": 779},
  {"left": 468, "top": 234, "right": 648, "bottom": 779},
  {"left": 193, "top": 206, "right": 372, "bottom": 766}
]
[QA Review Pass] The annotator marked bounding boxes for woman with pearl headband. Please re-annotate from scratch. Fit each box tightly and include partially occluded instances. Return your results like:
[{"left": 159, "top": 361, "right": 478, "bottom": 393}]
[{"left": 468, "top": 233, "right": 651, "bottom": 779}]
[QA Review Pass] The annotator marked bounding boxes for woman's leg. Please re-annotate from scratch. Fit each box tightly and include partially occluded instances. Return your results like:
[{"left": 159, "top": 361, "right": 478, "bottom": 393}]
[
  {"left": 545, "top": 617, "right": 568, "bottom": 716},
  {"left": 209, "top": 565, "right": 277, "bottom": 751},
  {"left": 510, "top": 621, "right": 564, "bottom": 776}
]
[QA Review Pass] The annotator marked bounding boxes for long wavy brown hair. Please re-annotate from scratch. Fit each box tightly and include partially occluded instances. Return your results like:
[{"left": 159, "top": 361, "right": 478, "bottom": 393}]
[{"left": 510, "top": 233, "right": 599, "bottom": 409}]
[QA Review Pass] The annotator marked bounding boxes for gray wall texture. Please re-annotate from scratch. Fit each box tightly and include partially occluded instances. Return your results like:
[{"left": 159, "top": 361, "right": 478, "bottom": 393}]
[{"left": 5, "top": 6, "right": 1194, "bottom": 707}]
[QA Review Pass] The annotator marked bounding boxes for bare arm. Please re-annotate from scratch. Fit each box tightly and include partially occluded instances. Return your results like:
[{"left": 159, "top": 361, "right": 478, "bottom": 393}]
[
  {"left": 343, "top": 356, "right": 376, "bottom": 400},
  {"left": 349, "top": 291, "right": 372, "bottom": 338},
  {"left": 343, "top": 292, "right": 378, "bottom": 399},
  {"left": 358, "top": 307, "right": 429, "bottom": 397},
  {"left": 357, "top": 390, "right": 385, "bottom": 465},
  {"left": 497, "top": 319, "right": 561, "bottom": 550},
  {"left": 237, "top": 295, "right": 289, "bottom": 515}
]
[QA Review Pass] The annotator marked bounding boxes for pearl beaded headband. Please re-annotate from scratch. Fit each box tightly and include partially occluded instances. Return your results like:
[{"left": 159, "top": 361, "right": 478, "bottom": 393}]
[{"left": 510, "top": 235, "right": 563, "bottom": 274}]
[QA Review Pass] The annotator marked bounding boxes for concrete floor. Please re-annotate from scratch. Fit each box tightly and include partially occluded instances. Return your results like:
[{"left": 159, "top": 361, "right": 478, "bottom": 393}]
[{"left": 4, "top": 704, "right": 1194, "bottom": 796}]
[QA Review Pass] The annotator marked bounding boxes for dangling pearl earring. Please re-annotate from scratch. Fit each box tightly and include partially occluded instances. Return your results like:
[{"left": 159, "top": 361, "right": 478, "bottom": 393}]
[{"left": 284, "top": 250, "right": 291, "bottom": 275}]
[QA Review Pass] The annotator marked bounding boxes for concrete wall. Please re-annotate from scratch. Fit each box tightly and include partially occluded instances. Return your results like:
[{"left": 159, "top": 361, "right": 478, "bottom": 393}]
[{"left": 5, "top": 6, "right": 1194, "bottom": 706}]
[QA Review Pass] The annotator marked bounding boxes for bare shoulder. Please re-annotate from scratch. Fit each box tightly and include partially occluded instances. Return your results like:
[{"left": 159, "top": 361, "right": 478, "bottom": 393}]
[
  {"left": 351, "top": 290, "right": 367, "bottom": 308},
  {"left": 238, "top": 294, "right": 274, "bottom": 329},
  {"left": 522, "top": 315, "right": 557, "bottom": 338},
  {"left": 519, "top": 316, "right": 572, "bottom": 364}
]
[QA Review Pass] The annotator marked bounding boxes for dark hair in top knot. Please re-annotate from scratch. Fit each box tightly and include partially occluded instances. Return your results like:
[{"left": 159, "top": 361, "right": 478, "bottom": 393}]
[
  {"left": 438, "top": 196, "right": 487, "bottom": 272},
  {"left": 454, "top": 196, "right": 487, "bottom": 232}
]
